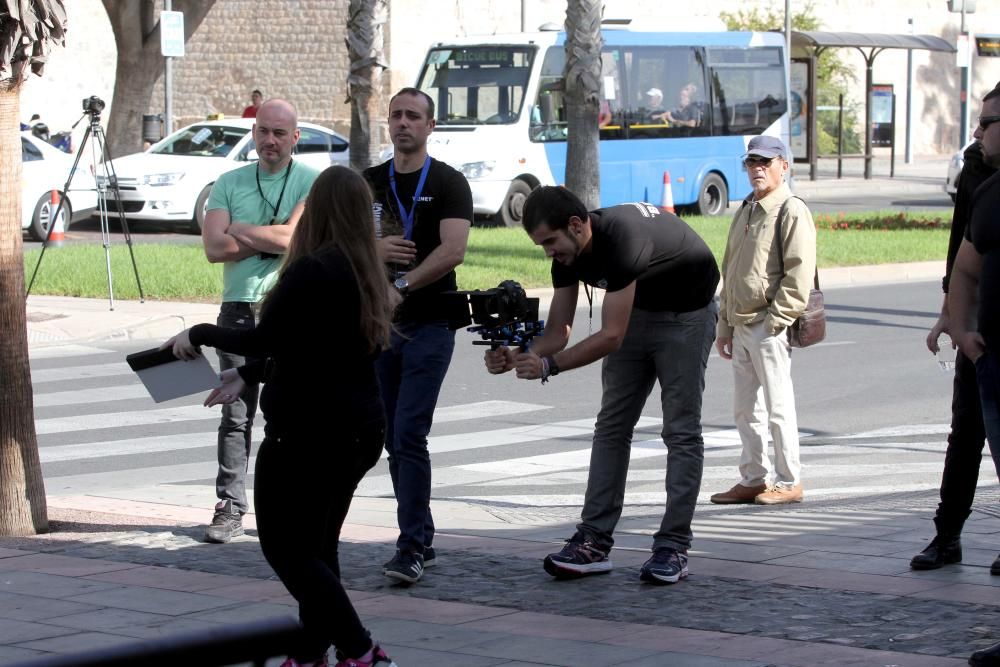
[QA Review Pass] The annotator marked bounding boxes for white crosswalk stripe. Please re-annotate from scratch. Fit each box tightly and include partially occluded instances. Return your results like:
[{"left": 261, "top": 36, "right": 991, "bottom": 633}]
[{"left": 30, "top": 343, "right": 956, "bottom": 512}]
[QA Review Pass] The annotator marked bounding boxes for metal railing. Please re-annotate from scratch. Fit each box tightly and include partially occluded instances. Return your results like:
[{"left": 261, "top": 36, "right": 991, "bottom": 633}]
[{"left": 9, "top": 616, "right": 307, "bottom": 667}]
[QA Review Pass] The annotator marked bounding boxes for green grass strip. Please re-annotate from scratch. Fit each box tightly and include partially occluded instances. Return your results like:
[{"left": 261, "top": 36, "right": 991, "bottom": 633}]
[{"left": 23, "top": 210, "right": 950, "bottom": 300}]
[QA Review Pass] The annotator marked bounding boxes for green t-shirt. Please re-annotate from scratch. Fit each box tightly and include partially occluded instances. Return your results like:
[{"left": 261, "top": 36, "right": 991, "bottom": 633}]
[{"left": 207, "top": 161, "right": 320, "bottom": 302}]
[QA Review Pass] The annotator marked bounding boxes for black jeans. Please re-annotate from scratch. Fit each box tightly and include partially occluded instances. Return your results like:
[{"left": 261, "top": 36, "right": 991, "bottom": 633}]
[
  {"left": 254, "top": 420, "right": 385, "bottom": 661},
  {"left": 934, "top": 350, "right": 987, "bottom": 538}
]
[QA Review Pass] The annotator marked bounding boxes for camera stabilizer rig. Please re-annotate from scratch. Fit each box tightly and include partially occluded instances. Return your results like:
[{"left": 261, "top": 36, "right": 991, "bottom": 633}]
[
  {"left": 26, "top": 95, "right": 145, "bottom": 310},
  {"left": 454, "top": 280, "right": 545, "bottom": 350}
]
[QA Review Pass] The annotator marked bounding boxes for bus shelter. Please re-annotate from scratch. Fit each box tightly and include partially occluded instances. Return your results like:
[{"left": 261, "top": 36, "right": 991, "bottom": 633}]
[{"left": 790, "top": 31, "right": 955, "bottom": 180}]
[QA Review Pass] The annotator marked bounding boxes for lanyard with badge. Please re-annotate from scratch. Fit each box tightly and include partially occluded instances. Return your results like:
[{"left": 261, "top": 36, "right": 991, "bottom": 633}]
[
  {"left": 256, "top": 161, "right": 293, "bottom": 259},
  {"left": 388, "top": 157, "right": 431, "bottom": 241}
]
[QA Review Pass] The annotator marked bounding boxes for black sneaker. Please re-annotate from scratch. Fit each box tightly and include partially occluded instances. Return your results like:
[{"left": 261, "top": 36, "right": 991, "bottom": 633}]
[
  {"left": 205, "top": 500, "right": 243, "bottom": 544},
  {"left": 640, "top": 547, "right": 689, "bottom": 585},
  {"left": 383, "top": 550, "right": 424, "bottom": 583},
  {"left": 543, "top": 533, "right": 612, "bottom": 579}
]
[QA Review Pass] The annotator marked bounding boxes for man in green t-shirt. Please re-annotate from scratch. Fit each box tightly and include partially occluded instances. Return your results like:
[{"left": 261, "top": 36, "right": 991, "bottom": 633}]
[{"left": 201, "top": 98, "right": 319, "bottom": 543}]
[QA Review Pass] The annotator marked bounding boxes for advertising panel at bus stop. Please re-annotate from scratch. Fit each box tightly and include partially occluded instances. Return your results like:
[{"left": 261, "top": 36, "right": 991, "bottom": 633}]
[{"left": 870, "top": 84, "right": 893, "bottom": 148}]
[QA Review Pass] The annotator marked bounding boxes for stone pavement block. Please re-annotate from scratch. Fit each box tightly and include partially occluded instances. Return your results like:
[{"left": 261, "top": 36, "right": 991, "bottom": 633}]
[
  {"left": 684, "top": 539, "right": 809, "bottom": 563},
  {"left": 459, "top": 634, "right": 660, "bottom": 666},
  {"left": 896, "top": 565, "right": 1000, "bottom": 586},
  {"left": 0, "top": 645, "right": 46, "bottom": 663},
  {"left": 109, "top": 616, "right": 232, "bottom": 640},
  {"left": 0, "top": 570, "right": 121, "bottom": 599},
  {"left": 201, "top": 578, "right": 296, "bottom": 604},
  {"left": 765, "top": 640, "right": 969, "bottom": 666},
  {"left": 0, "top": 619, "right": 72, "bottom": 643},
  {"left": 461, "top": 610, "right": 645, "bottom": 643},
  {"left": 44, "top": 607, "right": 181, "bottom": 633},
  {"left": 618, "top": 653, "right": 771, "bottom": 667},
  {"left": 908, "top": 582, "right": 1000, "bottom": 606},
  {"left": 0, "top": 553, "right": 139, "bottom": 577},
  {"left": 0, "top": 591, "right": 98, "bottom": 622},
  {"left": 187, "top": 601, "right": 295, "bottom": 624},
  {"left": 353, "top": 594, "right": 517, "bottom": 625},
  {"left": 83, "top": 564, "right": 252, "bottom": 592},
  {"left": 365, "top": 617, "right": 508, "bottom": 652},
  {"left": 378, "top": 644, "right": 510, "bottom": 666},
  {"left": 0, "top": 549, "right": 34, "bottom": 560},
  {"left": 763, "top": 550, "right": 912, "bottom": 575},
  {"left": 768, "top": 568, "right": 949, "bottom": 596},
  {"left": 13, "top": 630, "right": 141, "bottom": 654},
  {"left": 66, "top": 585, "right": 238, "bottom": 616}
]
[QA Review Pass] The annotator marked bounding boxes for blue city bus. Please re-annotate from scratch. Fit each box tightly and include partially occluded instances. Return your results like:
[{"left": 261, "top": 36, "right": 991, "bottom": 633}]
[{"left": 414, "top": 28, "right": 789, "bottom": 225}]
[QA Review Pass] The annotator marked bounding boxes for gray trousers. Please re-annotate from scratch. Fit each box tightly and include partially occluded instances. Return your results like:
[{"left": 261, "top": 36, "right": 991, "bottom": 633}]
[
  {"left": 215, "top": 301, "right": 260, "bottom": 514},
  {"left": 578, "top": 302, "right": 717, "bottom": 552}
]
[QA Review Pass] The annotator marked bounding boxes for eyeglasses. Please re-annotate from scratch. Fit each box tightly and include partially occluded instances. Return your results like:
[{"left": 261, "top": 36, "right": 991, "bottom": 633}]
[
  {"left": 979, "top": 115, "right": 1000, "bottom": 131},
  {"left": 743, "top": 156, "right": 775, "bottom": 168}
]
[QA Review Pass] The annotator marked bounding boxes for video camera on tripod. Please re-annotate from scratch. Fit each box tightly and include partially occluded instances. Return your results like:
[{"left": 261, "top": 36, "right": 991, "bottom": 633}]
[{"left": 452, "top": 280, "right": 545, "bottom": 350}]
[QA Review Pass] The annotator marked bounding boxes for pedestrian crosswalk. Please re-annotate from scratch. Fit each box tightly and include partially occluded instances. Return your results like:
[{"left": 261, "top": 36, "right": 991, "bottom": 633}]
[{"left": 29, "top": 342, "right": 976, "bottom": 518}]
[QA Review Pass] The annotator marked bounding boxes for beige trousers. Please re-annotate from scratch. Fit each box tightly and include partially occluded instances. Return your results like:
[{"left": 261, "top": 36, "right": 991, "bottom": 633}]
[{"left": 731, "top": 320, "right": 801, "bottom": 487}]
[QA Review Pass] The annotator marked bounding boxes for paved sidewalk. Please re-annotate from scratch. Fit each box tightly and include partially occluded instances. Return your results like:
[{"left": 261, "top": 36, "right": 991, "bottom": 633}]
[{"left": 0, "top": 486, "right": 997, "bottom": 666}]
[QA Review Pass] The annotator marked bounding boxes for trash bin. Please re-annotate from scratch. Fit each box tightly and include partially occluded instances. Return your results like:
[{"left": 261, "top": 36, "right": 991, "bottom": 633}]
[{"left": 142, "top": 114, "right": 163, "bottom": 144}]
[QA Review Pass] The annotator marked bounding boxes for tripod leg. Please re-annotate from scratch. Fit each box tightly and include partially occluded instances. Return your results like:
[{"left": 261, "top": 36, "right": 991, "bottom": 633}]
[
  {"left": 25, "top": 124, "right": 93, "bottom": 300},
  {"left": 95, "top": 126, "right": 146, "bottom": 303}
]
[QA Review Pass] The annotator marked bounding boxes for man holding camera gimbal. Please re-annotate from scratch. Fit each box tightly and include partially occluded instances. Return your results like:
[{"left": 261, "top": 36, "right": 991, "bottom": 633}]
[
  {"left": 485, "top": 186, "right": 719, "bottom": 585},
  {"left": 200, "top": 99, "right": 319, "bottom": 543}
]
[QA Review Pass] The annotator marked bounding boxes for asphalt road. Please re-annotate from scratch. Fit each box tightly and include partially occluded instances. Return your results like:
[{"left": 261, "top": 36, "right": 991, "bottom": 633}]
[{"left": 30, "top": 279, "right": 965, "bottom": 511}]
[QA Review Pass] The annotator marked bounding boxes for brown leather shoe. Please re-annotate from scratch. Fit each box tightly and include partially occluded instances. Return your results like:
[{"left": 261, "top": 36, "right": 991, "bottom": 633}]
[
  {"left": 754, "top": 484, "right": 803, "bottom": 505},
  {"left": 710, "top": 482, "right": 767, "bottom": 504}
]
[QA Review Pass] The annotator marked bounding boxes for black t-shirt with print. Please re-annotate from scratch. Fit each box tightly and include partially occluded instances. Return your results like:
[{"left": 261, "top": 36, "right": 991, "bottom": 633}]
[
  {"left": 966, "top": 171, "right": 1000, "bottom": 350},
  {"left": 551, "top": 202, "right": 720, "bottom": 312},
  {"left": 365, "top": 157, "right": 473, "bottom": 323}
]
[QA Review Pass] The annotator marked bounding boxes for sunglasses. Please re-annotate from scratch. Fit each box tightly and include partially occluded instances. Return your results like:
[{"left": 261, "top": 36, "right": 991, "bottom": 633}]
[
  {"left": 743, "top": 156, "right": 776, "bottom": 168},
  {"left": 979, "top": 115, "right": 1000, "bottom": 131}
]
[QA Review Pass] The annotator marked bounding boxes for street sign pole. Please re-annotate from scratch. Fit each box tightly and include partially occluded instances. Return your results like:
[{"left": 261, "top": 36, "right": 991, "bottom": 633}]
[{"left": 160, "top": 5, "right": 186, "bottom": 137}]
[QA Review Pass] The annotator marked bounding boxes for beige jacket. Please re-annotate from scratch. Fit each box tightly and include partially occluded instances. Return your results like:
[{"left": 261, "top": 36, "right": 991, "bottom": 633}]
[{"left": 717, "top": 182, "right": 817, "bottom": 338}]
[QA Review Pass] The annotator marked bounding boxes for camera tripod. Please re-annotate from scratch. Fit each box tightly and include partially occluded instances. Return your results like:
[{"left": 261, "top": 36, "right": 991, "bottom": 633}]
[{"left": 26, "top": 108, "right": 145, "bottom": 310}]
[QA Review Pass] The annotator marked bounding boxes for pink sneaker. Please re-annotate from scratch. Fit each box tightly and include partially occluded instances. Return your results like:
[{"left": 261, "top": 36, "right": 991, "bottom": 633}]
[
  {"left": 334, "top": 644, "right": 398, "bottom": 667},
  {"left": 279, "top": 655, "right": 329, "bottom": 667}
]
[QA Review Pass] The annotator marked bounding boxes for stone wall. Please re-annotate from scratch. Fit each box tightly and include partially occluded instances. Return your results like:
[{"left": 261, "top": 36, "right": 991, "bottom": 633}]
[{"left": 150, "top": 0, "right": 357, "bottom": 137}]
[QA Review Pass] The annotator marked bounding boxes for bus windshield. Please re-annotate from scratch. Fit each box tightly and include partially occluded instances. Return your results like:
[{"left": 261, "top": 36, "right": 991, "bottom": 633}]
[{"left": 417, "top": 46, "right": 535, "bottom": 125}]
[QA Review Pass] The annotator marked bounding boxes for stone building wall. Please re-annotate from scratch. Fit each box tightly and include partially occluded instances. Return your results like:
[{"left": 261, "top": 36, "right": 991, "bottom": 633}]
[{"left": 150, "top": 0, "right": 357, "bottom": 137}]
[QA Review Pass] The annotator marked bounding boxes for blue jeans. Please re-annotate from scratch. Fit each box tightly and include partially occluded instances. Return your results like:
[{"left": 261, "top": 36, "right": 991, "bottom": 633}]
[
  {"left": 975, "top": 351, "right": 1000, "bottom": 481},
  {"left": 215, "top": 302, "right": 260, "bottom": 515},
  {"left": 578, "top": 302, "right": 717, "bottom": 552},
  {"left": 376, "top": 321, "right": 456, "bottom": 554}
]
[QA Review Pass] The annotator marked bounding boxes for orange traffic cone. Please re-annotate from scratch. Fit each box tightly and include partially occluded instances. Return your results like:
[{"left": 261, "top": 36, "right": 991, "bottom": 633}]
[
  {"left": 659, "top": 171, "right": 675, "bottom": 214},
  {"left": 45, "top": 190, "right": 65, "bottom": 247}
]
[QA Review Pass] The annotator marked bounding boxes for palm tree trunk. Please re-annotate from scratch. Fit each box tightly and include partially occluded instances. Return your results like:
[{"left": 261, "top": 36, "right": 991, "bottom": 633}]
[
  {"left": 346, "top": 0, "right": 388, "bottom": 171},
  {"left": 0, "top": 83, "right": 48, "bottom": 536},
  {"left": 563, "top": 0, "right": 603, "bottom": 209}
]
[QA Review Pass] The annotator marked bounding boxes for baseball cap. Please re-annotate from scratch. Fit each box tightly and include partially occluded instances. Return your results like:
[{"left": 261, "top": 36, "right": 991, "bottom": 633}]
[
  {"left": 645, "top": 88, "right": 662, "bottom": 98},
  {"left": 742, "top": 135, "right": 787, "bottom": 160}
]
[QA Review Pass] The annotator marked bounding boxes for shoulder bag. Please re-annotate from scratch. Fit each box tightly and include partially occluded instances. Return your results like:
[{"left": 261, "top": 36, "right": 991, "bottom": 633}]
[{"left": 776, "top": 197, "right": 825, "bottom": 348}]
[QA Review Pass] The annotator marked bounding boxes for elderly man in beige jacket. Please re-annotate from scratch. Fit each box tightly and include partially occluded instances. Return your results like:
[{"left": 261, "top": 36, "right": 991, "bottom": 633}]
[{"left": 711, "top": 135, "right": 816, "bottom": 506}]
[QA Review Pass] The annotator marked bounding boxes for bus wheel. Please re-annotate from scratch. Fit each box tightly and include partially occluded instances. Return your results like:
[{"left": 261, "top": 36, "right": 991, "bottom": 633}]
[
  {"left": 695, "top": 174, "right": 728, "bottom": 216},
  {"left": 498, "top": 180, "right": 532, "bottom": 227}
]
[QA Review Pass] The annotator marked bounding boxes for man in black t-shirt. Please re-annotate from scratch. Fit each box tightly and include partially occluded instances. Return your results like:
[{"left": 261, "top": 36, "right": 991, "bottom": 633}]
[
  {"left": 950, "top": 81, "right": 1000, "bottom": 667},
  {"left": 485, "top": 186, "right": 720, "bottom": 585},
  {"left": 364, "top": 88, "right": 472, "bottom": 585}
]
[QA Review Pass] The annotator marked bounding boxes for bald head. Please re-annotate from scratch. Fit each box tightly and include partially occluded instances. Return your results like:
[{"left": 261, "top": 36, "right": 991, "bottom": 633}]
[{"left": 253, "top": 98, "right": 300, "bottom": 172}]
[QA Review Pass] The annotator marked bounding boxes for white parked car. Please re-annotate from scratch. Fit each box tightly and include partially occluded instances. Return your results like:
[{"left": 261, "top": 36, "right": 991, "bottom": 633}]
[
  {"left": 944, "top": 140, "right": 975, "bottom": 203},
  {"left": 21, "top": 132, "right": 98, "bottom": 241},
  {"left": 97, "top": 119, "right": 349, "bottom": 233}
]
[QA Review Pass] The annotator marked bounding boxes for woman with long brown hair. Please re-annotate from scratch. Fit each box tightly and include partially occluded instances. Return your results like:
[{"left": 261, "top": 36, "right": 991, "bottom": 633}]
[{"left": 164, "top": 166, "right": 399, "bottom": 667}]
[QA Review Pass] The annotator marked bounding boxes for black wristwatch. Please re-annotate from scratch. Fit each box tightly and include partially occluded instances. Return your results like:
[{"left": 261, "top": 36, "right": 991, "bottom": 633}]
[
  {"left": 393, "top": 276, "right": 409, "bottom": 295},
  {"left": 544, "top": 355, "right": 560, "bottom": 377}
]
